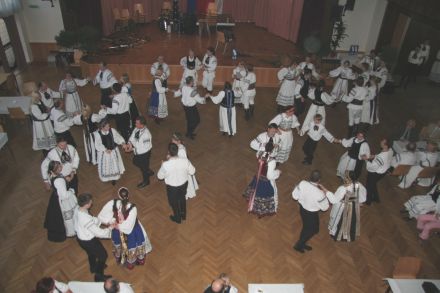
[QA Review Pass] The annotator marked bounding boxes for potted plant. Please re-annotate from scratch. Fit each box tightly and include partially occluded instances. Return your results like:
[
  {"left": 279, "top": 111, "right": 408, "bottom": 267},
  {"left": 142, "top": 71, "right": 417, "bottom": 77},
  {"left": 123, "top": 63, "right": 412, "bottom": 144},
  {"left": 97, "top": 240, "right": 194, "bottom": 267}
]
[
  {"left": 330, "top": 19, "right": 348, "bottom": 56},
  {"left": 55, "top": 26, "right": 100, "bottom": 63}
]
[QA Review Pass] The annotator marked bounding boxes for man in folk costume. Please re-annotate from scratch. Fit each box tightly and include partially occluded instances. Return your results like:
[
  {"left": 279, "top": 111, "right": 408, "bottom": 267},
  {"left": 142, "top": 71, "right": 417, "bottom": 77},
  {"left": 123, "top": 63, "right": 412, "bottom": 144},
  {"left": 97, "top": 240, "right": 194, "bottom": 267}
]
[
  {"left": 106, "top": 82, "right": 132, "bottom": 141},
  {"left": 174, "top": 76, "right": 206, "bottom": 140},
  {"left": 94, "top": 62, "right": 117, "bottom": 107},
  {"left": 365, "top": 138, "right": 394, "bottom": 205},
  {"left": 44, "top": 161, "right": 78, "bottom": 242},
  {"left": 148, "top": 68, "right": 169, "bottom": 124},
  {"left": 341, "top": 76, "right": 368, "bottom": 138},
  {"left": 337, "top": 129, "right": 370, "bottom": 180},
  {"left": 300, "top": 80, "right": 338, "bottom": 134},
  {"left": 59, "top": 72, "right": 89, "bottom": 116},
  {"left": 74, "top": 193, "right": 113, "bottom": 282},
  {"left": 298, "top": 55, "right": 320, "bottom": 79},
  {"left": 50, "top": 99, "right": 82, "bottom": 147},
  {"left": 202, "top": 47, "right": 217, "bottom": 94},
  {"left": 157, "top": 143, "right": 197, "bottom": 224},
  {"left": 398, "top": 142, "right": 439, "bottom": 189},
  {"left": 327, "top": 171, "right": 366, "bottom": 242},
  {"left": 241, "top": 63, "right": 257, "bottom": 120},
  {"left": 120, "top": 73, "right": 140, "bottom": 129},
  {"left": 244, "top": 139, "right": 281, "bottom": 217},
  {"left": 360, "top": 49, "right": 379, "bottom": 72},
  {"left": 403, "top": 178, "right": 440, "bottom": 219},
  {"left": 38, "top": 81, "right": 61, "bottom": 109},
  {"left": 292, "top": 170, "right": 333, "bottom": 253},
  {"left": 300, "top": 114, "right": 340, "bottom": 165},
  {"left": 269, "top": 106, "right": 300, "bottom": 164},
  {"left": 390, "top": 142, "right": 417, "bottom": 169},
  {"left": 276, "top": 58, "right": 300, "bottom": 113},
  {"left": 179, "top": 49, "right": 201, "bottom": 88},
  {"left": 31, "top": 92, "right": 56, "bottom": 156},
  {"left": 399, "top": 45, "right": 423, "bottom": 89},
  {"left": 360, "top": 76, "right": 380, "bottom": 128},
  {"left": 83, "top": 108, "right": 107, "bottom": 165},
  {"left": 328, "top": 60, "right": 356, "bottom": 99},
  {"left": 295, "top": 68, "right": 313, "bottom": 117},
  {"left": 41, "top": 136, "right": 80, "bottom": 194},
  {"left": 250, "top": 123, "right": 282, "bottom": 160},
  {"left": 94, "top": 119, "right": 127, "bottom": 185},
  {"left": 371, "top": 59, "right": 388, "bottom": 91},
  {"left": 98, "top": 187, "right": 152, "bottom": 270},
  {"left": 232, "top": 60, "right": 247, "bottom": 104},
  {"left": 125, "top": 116, "right": 154, "bottom": 188},
  {"left": 150, "top": 55, "right": 170, "bottom": 88},
  {"left": 208, "top": 81, "right": 237, "bottom": 137}
]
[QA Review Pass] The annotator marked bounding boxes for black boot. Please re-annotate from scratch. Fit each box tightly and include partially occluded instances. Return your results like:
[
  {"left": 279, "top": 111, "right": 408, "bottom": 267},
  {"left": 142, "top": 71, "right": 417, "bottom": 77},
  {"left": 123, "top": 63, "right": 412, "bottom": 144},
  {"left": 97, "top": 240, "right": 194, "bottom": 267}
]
[
  {"left": 347, "top": 126, "right": 353, "bottom": 138},
  {"left": 245, "top": 109, "right": 250, "bottom": 121},
  {"left": 250, "top": 105, "right": 254, "bottom": 117}
]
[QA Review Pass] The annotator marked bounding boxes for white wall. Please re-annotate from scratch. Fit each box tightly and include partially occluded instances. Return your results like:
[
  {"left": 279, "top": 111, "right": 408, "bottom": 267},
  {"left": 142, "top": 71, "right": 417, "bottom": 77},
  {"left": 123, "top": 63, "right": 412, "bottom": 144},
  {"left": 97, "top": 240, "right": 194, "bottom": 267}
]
[
  {"left": 20, "top": 0, "right": 64, "bottom": 43},
  {"left": 337, "top": 0, "right": 388, "bottom": 52}
]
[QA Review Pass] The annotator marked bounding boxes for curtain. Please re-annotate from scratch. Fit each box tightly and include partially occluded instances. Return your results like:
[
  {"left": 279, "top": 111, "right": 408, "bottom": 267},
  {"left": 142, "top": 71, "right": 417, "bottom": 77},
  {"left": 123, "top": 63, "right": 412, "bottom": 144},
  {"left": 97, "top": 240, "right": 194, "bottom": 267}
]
[
  {"left": 223, "top": 0, "right": 304, "bottom": 43},
  {"left": 197, "top": 0, "right": 212, "bottom": 14},
  {"left": 0, "top": 0, "right": 21, "bottom": 18},
  {"left": 101, "top": 0, "right": 188, "bottom": 36},
  {"left": 215, "top": 0, "right": 223, "bottom": 14}
]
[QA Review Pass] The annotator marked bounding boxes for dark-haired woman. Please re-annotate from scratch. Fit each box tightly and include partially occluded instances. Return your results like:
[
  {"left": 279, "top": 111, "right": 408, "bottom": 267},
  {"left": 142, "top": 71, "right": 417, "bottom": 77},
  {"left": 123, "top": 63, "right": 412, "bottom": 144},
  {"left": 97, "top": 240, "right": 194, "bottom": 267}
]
[
  {"left": 98, "top": 187, "right": 152, "bottom": 269},
  {"left": 209, "top": 82, "right": 237, "bottom": 136},
  {"left": 327, "top": 171, "right": 366, "bottom": 242},
  {"left": 94, "top": 120, "right": 126, "bottom": 184},
  {"left": 32, "top": 277, "right": 71, "bottom": 293},
  {"left": 244, "top": 142, "right": 281, "bottom": 217},
  {"left": 44, "top": 161, "right": 78, "bottom": 242}
]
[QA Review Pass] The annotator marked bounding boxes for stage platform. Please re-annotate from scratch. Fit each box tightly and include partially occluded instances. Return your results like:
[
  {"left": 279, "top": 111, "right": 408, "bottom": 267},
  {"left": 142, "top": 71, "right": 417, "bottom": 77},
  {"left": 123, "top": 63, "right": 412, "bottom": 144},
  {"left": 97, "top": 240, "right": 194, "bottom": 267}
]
[{"left": 80, "top": 22, "right": 302, "bottom": 87}]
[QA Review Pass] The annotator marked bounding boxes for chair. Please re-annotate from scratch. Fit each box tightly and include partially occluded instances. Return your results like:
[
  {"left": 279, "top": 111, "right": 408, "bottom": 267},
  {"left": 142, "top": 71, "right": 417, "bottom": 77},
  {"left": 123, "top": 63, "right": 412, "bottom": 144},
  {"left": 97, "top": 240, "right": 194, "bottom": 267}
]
[
  {"left": 207, "top": 2, "right": 217, "bottom": 16},
  {"left": 392, "top": 257, "right": 422, "bottom": 279},
  {"left": 8, "top": 107, "right": 30, "bottom": 132},
  {"left": 134, "top": 3, "right": 147, "bottom": 23},
  {"left": 162, "top": 1, "right": 172, "bottom": 12},
  {"left": 417, "top": 167, "right": 440, "bottom": 181},
  {"left": 22, "top": 81, "right": 37, "bottom": 96},
  {"left": 389, "top": 164, "right": 412, "bottom": 186},
  {"left": 112, "top": 8, "right": 129, "bottom": 31},
  {"left": 215, "top": 31, "right": 231, "bottom": 54},
  {"left": 121, "top": 8, "right": 131, "bottom": 19}
]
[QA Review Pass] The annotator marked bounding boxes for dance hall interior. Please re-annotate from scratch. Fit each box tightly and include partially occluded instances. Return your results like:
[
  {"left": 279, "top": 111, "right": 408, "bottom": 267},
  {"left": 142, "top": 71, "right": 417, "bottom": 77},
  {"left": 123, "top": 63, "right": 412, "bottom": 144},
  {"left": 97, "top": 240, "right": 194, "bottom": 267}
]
[{"left": 0, "top": 0, "right": 440, "bottom": 292}]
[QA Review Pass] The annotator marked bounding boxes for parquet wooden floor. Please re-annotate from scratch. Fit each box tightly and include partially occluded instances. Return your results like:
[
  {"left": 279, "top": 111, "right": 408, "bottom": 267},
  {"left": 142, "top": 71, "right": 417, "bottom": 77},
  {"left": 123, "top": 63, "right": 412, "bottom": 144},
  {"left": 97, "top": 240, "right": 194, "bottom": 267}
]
[{"left": 0, "top": 64, "right": 439, "bottom": 293}]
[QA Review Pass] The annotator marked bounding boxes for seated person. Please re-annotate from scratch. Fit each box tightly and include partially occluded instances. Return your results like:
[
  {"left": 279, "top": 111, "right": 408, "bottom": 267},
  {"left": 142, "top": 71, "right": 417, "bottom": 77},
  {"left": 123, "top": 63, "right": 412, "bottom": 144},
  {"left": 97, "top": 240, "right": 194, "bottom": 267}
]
[
  {"left": 402, "top": 178, "right": 440, "bottom": 219},
  {"left": 419, "top": 119, "right": 440, "bottom": 146},
  {"left": 392, "top": 119, "right": 419, "bottom": 154},
  {"left": 417, "top": 198, "right": 440, "bottom": 241},
  {"left": 391, "top": 142, "right": 417, "bottom": 168}
]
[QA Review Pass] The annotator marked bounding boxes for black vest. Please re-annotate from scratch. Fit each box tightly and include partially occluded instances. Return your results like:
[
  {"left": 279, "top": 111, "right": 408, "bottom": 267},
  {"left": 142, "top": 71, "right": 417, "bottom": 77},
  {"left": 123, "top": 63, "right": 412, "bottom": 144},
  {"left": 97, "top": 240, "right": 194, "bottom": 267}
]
[
  {"left": 31, "top": 102, "right": 50, "bottom": 121},
  {"left": 348, "top": 138, "right": 366, "bottom": 160},
  {"left": 220, "top": 89, "right": 235, "bottom": 108},
  {"left": 299, "top": 77, "right": 310, "bottom": 98},
  {"left": 99, "top": 129, "right": 116, "bottom": 150},
  {"left": 186, "top": 56, "right": 196, "bottom": 69}
]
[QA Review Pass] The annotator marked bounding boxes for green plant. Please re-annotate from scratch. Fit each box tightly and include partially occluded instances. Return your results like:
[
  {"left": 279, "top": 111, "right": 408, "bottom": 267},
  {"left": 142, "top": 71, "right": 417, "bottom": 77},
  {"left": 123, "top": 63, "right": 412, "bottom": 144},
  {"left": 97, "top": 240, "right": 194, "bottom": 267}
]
[
  {"left": 330, "top": 20, "right": 348, "bottom": 51},
  {"left": 55, "top": 26, "right": 100, "bottom": 52},
  {"left": 55, "top": 30, "right": 78, "bottom": 49}
]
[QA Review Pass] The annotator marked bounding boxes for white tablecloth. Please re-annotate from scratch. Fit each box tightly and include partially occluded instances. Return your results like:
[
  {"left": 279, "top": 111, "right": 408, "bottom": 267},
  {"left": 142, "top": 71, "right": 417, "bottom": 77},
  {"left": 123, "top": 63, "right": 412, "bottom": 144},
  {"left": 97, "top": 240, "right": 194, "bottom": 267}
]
[
  {"left": 0, "top": 96, "right": 32, "bottom": 115},
  {"left": 248, "top": 283, "right": 304, "bottom": 293},
  {"left": 0, "top": 132, "right": 7, "bottom": 150},
  {"left": 385, "top": 278, "right": 440, "bottom": 293}
]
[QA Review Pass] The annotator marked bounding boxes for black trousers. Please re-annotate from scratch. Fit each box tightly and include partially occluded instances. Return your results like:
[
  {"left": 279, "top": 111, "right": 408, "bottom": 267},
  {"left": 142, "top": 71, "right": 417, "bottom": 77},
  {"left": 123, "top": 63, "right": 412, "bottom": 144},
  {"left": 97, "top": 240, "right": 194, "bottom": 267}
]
[
  {"left": 77, "top": 237, "right": 108, "bottom": 275},
  {"left": 399, "top": 63, "right": 419, "bottom": 89},
  {"left": 366, "top": 171, "right": 385, "bottom": 203},
  {"left": 67, "top": 173, "right": 79, "bottom": 194},
  {"left": 100, "top": 87, "right": 113, "bottom": 107},
  {"left": 166, "top": 182, "right": 188, "bottom": 220},
  {"left": 183, "top": 105, "right": 200, "bottom": 136},
  {"left": 294, "top": 98, "right": 305, "bottom": 116},
  {"left": 295, "top": 205, "right": 320, "bottom": 249},
  {"left": 133, "top": 151, "right": 151, "bottom": 183},
  {"left": 114, "top": 111, "right": 131, "bottom": 142},
  {"left": 302, "top": 137, "right": 318, "bottom": 163},
  {"left": 353, "top": 159, "right": 364, "bottom": 180},
  {"left": 56, "top": 130, "right": 76, "bottom": 148}
]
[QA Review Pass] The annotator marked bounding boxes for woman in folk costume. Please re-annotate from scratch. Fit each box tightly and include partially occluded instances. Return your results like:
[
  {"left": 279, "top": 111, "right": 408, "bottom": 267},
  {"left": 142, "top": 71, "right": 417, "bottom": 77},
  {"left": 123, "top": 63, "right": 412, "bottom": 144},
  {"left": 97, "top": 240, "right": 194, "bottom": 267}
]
[
  {"left": 98, "top": 187, "right": 152, "bottom": 270},
  {"left": 121, "top": 73, "right": 140, "bottom": 128},
  {"left": 403, "top": 179, "right": 440, "bottom": 219},
  {"left": 82, "top": 106, "right": 106, "bottom": 165},
  {"left": 269, "top": 106, "right": 300, "bottom": 164},
  {"left": 300, "top": 80, "right": 338, "bottom": 134},
  {"left": 148, "top": 67, "right": 169, "bottom": 124},
  {"left": 30, "top": 92, "right": 56, "bottom": 155},
  {"left": 328, "top": 60, "right": 356, "bottom": 98},
  {"left": 44, "top": 161, "right": 78, "bottom": 242},
  {"left": 171, "top": 133, "right": 199, "bottom": 199},
  {"left": 244, "top": 139, "right": 281, "bottom": 217},
  {"left": 94, "top": 119, "right": 127, "bottom": 185},
  {"left": 361, "top": 76, "right": 379, "bottom": 127},
  {"left": 276, "top": 58, "right": 300, "bottom": 113},
  {"left": 327, "top": 171, "right": 366, "bottom": 242},
  {"left": 209, "top": 81, "right": 237, "bottom": 136},
  {"left": 59, "top": 72, "right": 89, "bottom": 116},
  {"left": 179, "top": 49, "right": 202, "bottom": 89},
  {"left": 232, "top": 60, "right": 247, "bottom": 104}
]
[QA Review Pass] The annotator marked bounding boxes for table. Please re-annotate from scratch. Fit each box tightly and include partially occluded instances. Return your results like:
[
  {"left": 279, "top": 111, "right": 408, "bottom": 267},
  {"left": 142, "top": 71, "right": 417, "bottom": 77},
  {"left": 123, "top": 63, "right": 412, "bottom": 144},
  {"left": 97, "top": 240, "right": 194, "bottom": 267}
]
[
  {"left": 197, "top": 14, "right": 235, "bottom": 37},
  {"left": 0, "top": 96, "right": 32, "bottom": 115},
  {"left": 385, "top": 278, "right": 440, "bottom": 293},
  {"left": 248, "top": 283, "right": 304, "bottom": 293}
]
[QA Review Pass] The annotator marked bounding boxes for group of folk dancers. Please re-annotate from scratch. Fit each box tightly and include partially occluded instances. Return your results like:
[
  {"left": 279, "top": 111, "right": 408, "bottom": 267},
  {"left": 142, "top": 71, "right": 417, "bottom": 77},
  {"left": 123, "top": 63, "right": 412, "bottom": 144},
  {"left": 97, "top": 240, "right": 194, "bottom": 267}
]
[{"left": 30, "top": 48, "right": 439, "bottom": 284}]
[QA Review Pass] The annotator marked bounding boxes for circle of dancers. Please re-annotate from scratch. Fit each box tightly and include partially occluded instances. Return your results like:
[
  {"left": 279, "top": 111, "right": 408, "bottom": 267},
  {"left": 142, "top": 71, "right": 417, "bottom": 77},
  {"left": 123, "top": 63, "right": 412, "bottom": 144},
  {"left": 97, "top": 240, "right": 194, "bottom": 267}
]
[{"left": 30, "top": 47, "right": 439, "bottom": 290}]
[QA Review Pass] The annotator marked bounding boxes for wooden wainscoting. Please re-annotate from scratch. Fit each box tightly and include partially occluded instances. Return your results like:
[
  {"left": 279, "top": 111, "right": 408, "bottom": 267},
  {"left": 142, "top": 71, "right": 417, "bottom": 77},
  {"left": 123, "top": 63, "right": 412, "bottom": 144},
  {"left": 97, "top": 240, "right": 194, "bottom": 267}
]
[{"left": 29, "top": 42, "right": 59, "bottom": 62}]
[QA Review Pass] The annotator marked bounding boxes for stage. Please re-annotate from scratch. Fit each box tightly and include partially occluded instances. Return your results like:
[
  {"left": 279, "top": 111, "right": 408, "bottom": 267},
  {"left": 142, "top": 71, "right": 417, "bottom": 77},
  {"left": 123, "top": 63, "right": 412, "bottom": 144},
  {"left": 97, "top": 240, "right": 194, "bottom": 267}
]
[{"left": 80, "top": 22, "right": 303, "bottom": 87}]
